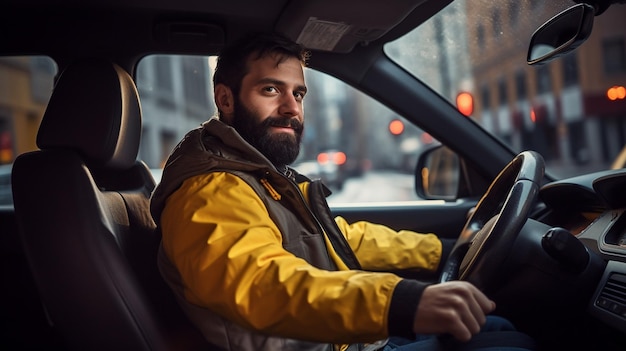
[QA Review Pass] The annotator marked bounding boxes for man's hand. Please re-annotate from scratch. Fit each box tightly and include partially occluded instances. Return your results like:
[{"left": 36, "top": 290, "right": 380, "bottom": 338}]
[{"left": 412, "top": 281, "right": 495, "bottom": 342}]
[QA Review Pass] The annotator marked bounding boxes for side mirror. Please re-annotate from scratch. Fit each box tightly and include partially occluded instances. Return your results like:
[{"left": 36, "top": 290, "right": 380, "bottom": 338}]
[
  {"left": 527, "top": 3, "right": 595, "bottom": 66},
  {"left": 415, "top": 145, "right": 460, "bottom": 200}
]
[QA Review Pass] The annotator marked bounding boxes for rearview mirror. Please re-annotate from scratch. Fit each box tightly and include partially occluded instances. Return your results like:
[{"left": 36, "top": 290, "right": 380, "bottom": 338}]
[{"left": 527, "top": 3, "right": 595, "bottom": 66}]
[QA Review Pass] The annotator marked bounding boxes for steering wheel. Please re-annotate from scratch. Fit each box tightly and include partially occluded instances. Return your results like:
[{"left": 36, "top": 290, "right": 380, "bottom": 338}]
[{"left": 439, "top": 151, "right": 544, "bottom": 292}]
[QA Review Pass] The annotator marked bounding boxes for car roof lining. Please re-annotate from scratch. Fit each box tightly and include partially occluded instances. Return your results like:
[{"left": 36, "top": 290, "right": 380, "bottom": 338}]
[{"left": 1, "top": 0, "right": 452, "bottom": 76}]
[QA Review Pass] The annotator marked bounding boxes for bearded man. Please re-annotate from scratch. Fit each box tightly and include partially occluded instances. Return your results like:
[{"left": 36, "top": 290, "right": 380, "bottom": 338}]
[{"left": 150, "top": 32, "right": 535, "bottom": 351}]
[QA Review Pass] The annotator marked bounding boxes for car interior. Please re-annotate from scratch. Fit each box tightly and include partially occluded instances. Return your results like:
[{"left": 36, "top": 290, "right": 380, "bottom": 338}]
[{"left": 2, "top": 0, "right": 626, "bottom": 350}]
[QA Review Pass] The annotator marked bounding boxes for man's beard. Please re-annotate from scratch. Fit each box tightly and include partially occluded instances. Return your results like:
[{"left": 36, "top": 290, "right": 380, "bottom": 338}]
[{"left": 231, "top": 98, "right": 303, "bottom": 167}]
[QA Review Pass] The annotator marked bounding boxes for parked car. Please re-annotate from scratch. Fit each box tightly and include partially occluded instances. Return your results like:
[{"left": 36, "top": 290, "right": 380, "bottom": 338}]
[{"left": 1, "top": 0, "right": 626, "bottom": 350}]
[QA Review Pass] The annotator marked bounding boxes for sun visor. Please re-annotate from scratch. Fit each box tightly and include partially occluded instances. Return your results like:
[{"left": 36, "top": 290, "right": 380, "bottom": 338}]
[{"left": 275, "top": 0, "right": 427, "bottom": 53}]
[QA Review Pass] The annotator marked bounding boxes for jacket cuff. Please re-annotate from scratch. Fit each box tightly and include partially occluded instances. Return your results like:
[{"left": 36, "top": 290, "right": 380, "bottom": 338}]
[
  {"left": 387, "top": 279, "right": 429, "bottom": 338},
  {"left": 435, "top": 238, "right": 456, "bottom": 276}
]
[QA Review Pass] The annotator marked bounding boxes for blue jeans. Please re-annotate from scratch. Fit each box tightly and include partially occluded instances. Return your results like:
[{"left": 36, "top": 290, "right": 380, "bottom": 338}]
[{"left": 381, "top": 316, "right": 535, "bottom": 351}]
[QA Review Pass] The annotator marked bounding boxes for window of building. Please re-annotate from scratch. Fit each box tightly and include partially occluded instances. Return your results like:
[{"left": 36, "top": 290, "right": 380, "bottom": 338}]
[
  {"left": 181, "top": 56, "right": 212, "bottom": 118},
  {"left": 159, "top": 130, "right": 177, "bottom": 167},
  {"left": 603, "top": 38, "right": 626, "bottom": 74},
  {"left": 477, "top": 24, "right": 485, "bottom": 49},
  {"left": 515, "top": 70, "right": 527, "bottom": 100},
  {"left": 530, "top": 0, "right": 541, "bottom": 9},
  {"left": 562, "top": 52, "right": 579, "bottom": 87},
  {"left": 154, "top": 56, "right": 174, "bottom": 107},
  {"left": 509, "top": 2, "right": 520, "bottom": 27},
  {"left": 481, "top": 84, "right": 491, "bottom": 111},
  {"left": 536, "top": 64, "right": 552, "bottom": 94},
  {"left": 492, "top": 9, "right": 502, "bottom": 38},
  {"left": 498, "top": 78, "right": 507, "bottom": 106}
]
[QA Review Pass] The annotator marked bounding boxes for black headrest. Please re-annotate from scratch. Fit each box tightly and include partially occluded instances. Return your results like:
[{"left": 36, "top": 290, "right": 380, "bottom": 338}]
[{"left": 37, "top": 58, "right": 142, "bottom": 169}]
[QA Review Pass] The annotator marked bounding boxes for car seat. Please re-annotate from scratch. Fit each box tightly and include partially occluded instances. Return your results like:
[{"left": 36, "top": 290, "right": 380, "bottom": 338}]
[{"left": 11, "top": 58, "right": 212, "bottom": 350}]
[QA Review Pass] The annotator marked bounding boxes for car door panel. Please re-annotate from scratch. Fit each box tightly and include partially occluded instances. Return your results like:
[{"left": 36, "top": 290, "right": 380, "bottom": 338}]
[{"left": 331, "top": 198, "right": 477, "bottom": 240}]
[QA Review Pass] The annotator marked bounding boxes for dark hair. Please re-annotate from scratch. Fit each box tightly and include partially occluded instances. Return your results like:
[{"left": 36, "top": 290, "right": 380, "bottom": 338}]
[{"left": 213, "top": 32, "right": 309, "bottom": 97}]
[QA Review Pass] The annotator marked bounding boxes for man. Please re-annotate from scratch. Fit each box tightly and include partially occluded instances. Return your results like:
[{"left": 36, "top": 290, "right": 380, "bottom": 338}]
[{"left": 150, "top": 33, "right": 535, "bottom": 351}]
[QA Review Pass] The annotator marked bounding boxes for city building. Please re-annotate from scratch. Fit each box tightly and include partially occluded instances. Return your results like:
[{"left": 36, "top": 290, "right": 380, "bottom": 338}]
[{"left": 466, "top": 0, "right": 626, "bottom": 176}]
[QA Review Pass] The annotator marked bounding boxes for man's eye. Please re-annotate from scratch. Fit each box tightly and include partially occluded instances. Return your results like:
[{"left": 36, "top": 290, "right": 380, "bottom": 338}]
[
  {"left": 294, "top": 91, "right": 305, "bottom": 100},
  {"left": 263, "top": 86, "right": 277, "bottom": 93}
]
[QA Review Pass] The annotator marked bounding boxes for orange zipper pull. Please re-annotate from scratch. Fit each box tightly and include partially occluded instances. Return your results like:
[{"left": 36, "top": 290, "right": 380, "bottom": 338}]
[{"left": 260, "top": 178, "right": 281, "bottom": 201}]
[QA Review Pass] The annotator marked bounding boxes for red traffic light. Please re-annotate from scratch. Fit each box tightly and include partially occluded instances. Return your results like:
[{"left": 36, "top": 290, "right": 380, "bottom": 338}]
[
  {"left": 456, "top": 92, "right": 474, "bottom": 116},
  {"left": 607, "top": 86, "right": 626, "bottom": 101},
  {"left": 389, "top": 119, "right": 405, "bottom": 135}
]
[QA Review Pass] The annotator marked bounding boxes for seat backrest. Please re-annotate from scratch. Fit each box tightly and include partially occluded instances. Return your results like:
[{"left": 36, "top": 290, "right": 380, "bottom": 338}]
[{"left": 11, "top": 58, "right": 210, "bottom": 351}]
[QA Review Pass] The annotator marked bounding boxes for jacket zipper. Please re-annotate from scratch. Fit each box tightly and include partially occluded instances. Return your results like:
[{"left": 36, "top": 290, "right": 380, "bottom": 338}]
[{"left": 270, "top": 170, "right": 361, "bottom": 270}]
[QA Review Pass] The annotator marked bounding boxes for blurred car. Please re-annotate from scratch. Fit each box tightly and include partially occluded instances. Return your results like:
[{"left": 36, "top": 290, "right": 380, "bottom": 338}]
[
  {"left": 293, "top": 151, "right": 349, "bottom": 190},
  {"left": 1, "top": 1, "right": 626, "bottom": 351},
  {"left": 316, "top": 150, "right": 347, "bottom": 189}
]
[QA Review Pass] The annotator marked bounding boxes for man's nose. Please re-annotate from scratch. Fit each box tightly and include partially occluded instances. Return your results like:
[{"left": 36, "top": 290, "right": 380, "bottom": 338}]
[{"left": 278, "top": 93, "right": 300, "bottom": 117}]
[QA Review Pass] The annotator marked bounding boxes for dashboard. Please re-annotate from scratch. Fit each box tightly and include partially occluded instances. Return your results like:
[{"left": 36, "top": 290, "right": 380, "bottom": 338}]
[{"left": 537, "top": 169, "right": 626, "bottom": 333}]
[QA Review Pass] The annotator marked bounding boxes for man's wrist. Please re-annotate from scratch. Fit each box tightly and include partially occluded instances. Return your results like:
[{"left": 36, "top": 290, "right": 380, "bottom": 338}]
[{"left": 387, "top": 279, "right": 429, "bottom": 338}]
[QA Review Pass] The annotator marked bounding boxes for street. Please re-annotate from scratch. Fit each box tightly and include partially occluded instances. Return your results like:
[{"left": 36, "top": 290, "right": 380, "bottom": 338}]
[{"left": 327, "top": 171, "right": 420, "bottom": 204}]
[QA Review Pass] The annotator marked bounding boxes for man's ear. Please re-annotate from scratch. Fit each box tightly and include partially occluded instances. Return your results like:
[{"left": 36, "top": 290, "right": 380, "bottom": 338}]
[{"left": 214, "top": 83, "right": 235, "bottom": 118}]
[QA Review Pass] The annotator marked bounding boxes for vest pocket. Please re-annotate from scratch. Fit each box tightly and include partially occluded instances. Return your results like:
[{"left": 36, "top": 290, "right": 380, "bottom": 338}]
[{"left": 283, "top": 232, "right": 335, "bottom": 270}]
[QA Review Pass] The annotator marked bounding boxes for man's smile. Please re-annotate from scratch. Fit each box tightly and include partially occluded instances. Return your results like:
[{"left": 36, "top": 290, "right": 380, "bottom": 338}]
[{"left": 269, "top": 125, "right": 296, "bottom": 134}]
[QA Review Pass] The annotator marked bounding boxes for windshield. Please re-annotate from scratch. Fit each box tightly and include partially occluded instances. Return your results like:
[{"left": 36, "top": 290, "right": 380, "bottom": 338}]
[{"left": 386, "top": 0, "right": 626, "bottom": 179}]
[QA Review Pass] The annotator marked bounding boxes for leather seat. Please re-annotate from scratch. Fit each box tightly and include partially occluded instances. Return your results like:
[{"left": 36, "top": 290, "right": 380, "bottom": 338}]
[{"left": 11, "top": 58, "right": 211, "bottom": 350}]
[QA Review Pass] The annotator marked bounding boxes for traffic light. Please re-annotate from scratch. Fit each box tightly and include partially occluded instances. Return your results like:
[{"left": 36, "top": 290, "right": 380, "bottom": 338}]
[
  {"left": 456, "top": 92, "right": 474, "bottom": 116},
  {"left": 607, "top": 86, "right": 626, "bottom": 101},
  {"left": 389, "top": 119, "right": 404, "bottom": 135}
]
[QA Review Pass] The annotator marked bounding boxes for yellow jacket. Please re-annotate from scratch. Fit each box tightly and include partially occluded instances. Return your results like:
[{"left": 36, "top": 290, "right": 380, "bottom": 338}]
[{"left": 152, "top": 119, "right": 443, "bottom": 350}]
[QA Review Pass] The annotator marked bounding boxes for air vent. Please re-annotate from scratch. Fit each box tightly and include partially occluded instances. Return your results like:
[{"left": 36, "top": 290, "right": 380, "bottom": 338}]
[{"left": 595, "top": 273, "right": 626, "bottom": 319}]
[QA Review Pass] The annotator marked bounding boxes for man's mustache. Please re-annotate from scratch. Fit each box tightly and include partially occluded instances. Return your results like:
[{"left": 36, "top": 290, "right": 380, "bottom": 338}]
[{"left": 263, "top": 117, "right": 304, "bottom": 133}]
